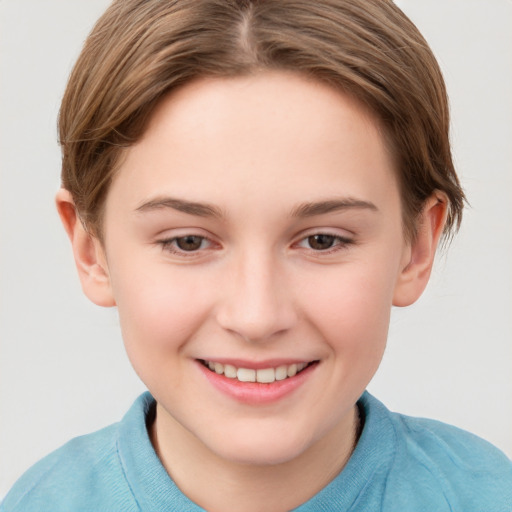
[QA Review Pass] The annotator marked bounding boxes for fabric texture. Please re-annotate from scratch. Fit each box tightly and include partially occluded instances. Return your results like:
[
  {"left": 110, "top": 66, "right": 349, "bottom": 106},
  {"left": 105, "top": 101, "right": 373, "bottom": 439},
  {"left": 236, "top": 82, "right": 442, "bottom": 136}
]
[{"left": 2, "top": 392, "right": 511, "bottom": 511}]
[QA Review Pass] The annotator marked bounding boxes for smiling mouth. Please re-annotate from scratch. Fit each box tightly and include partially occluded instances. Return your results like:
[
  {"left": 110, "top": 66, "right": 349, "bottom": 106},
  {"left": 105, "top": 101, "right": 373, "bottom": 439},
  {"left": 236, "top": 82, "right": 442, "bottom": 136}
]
[{"left": 199, "top": 359, "right": 318, "bottom": 384}]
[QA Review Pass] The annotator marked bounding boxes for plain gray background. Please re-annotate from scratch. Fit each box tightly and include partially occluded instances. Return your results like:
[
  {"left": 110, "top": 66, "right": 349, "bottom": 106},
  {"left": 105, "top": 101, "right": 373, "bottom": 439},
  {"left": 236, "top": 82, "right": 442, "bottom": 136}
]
[{"left": 1, "top": 0, "right": 511, "bottom": 498}]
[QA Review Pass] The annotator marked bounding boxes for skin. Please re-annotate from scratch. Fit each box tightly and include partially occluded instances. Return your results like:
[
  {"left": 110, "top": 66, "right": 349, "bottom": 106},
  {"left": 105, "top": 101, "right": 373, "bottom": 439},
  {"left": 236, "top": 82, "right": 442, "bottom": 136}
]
[{"left": 57, "top": 71, "right": 447, "bottom": 512}]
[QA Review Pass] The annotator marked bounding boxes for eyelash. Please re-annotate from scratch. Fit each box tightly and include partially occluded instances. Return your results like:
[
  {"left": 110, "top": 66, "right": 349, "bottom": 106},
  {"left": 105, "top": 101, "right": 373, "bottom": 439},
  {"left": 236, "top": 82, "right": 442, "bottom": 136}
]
[
  {"left": 157, "top": 232, "right": 354, "bottom": 257},
  {"left": 295, "top": 233, "right": 354, "bottom": 254},
  {"left": 158, "top": 235, "right": 216, "bottom": 256}
]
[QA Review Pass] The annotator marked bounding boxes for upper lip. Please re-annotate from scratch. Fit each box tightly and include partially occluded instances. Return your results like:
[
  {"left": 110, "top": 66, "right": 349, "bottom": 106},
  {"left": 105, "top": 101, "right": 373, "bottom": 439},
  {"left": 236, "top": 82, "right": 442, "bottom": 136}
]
[{"left": 197, "top": 358, "right": 318, "bottom": 369}]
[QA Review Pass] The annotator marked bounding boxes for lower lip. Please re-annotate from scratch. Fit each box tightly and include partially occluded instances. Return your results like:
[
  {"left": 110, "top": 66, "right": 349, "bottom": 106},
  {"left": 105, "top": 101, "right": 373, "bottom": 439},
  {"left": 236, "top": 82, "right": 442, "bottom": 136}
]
[{"left": 197, "top": 361, "right": 317, "bottom": 405}]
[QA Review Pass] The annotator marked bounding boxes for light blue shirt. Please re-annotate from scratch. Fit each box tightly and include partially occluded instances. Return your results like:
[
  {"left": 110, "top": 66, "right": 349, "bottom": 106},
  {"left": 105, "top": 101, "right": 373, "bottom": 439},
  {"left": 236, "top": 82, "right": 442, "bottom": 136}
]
[{"left": 2, "top": 392, "right": 511, "bottom": 511}]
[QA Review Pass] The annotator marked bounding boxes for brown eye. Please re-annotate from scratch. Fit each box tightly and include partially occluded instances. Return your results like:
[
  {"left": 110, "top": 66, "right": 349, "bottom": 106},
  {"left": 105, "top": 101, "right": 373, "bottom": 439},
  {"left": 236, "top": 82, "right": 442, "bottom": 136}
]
[
  {"left": 307, "top": 234, "right": 336, "bottom": 250},
  {"left": 175, "top": 235, "right": 205, "bottom": 251}
]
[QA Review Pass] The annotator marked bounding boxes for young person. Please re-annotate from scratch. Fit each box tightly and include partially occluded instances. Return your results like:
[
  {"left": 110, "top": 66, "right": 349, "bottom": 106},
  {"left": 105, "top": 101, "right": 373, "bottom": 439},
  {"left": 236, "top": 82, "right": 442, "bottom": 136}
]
[{"left": 2, "top": 1, "right": 511, "bottom": 511}]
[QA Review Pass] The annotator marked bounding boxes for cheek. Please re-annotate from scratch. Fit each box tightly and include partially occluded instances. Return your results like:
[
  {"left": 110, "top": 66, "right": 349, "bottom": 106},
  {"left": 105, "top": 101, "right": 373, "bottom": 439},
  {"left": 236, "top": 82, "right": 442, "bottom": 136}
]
[
  {"left": 298, "top": 257, "right": 399, "bottom": 354},
  {"left": 109, "top": 260, "right": 214, "bottom": 366}
]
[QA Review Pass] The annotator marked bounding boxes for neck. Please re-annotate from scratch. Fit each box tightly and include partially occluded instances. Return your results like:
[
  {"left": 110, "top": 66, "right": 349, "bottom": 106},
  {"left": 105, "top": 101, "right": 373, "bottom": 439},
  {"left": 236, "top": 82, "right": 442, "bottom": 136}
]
[{"left": 150, "top": 404, "right": 360, "bottom": 512}]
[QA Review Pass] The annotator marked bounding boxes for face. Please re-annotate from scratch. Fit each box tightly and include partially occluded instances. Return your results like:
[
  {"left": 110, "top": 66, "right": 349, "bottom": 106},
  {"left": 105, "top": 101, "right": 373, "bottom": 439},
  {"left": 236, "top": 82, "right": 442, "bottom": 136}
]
[{"left": 98, "top": 71, "right": 412, "bottom": 466}]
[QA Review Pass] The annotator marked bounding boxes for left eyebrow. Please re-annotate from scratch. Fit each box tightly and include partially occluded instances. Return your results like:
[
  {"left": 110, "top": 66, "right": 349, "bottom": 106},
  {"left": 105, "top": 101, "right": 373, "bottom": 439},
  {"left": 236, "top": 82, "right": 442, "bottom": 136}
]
[
  {"left": 135, "top": 197, "right": 223, "bottom": 218},
  {"left": 290, "top": 198, "right": 378, "bottom": 218}
]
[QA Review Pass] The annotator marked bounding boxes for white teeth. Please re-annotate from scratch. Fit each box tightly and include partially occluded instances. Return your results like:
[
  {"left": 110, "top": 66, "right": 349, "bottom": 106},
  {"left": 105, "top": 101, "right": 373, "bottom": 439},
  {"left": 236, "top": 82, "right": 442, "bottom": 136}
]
[
  {"left": 287, "top": 364, "right": 297, "bottom": 377},
  {"left": 256, "top": 368, "right": 276, "bottom": 383},
  {"left": 237, "top": 368, "right": 256, "bottom": 382},
  {"left": 224, "top": 364, "right": 237, "bottom": 379},
  {"left": 203, "top": 360, "right": 312, "bottom": 383},
  {"left": 275, "top": 365, "right": 288, "bottom": 381}
]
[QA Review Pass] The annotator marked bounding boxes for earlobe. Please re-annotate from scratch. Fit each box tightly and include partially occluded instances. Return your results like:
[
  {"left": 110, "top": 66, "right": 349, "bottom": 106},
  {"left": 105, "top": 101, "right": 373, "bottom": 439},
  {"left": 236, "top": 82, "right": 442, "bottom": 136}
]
[
  {"left": 56, "top": 189, "right": 116, "bottom": 307},
  {"left": 393, "top": 192, "right": 448, "bottom": 307}
]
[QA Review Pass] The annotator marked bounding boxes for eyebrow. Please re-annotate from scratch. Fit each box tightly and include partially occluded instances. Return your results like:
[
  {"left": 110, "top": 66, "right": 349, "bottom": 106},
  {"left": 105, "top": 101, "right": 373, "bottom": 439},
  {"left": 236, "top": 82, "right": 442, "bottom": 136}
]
[
  {"left": 290, "top": 198, "right": 378, "bottom": 217},
  {"left": 135, "top": 196, "right": 378, "bottom": 219},
  {"left": 135, "top": 197, "right": 223, "bottom": 218}
]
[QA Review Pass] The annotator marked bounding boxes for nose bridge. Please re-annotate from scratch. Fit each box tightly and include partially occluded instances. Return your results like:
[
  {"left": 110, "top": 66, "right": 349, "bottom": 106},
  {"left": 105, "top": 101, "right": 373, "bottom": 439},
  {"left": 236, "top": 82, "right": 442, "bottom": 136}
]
[{"left": 217, "top": 245, "right": 296, "bottom": 342}]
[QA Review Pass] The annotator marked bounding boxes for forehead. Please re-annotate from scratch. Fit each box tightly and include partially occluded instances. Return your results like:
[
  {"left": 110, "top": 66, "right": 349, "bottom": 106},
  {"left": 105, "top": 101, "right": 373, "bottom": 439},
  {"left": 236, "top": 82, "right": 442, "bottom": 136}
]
[{"left": 107, "top": 71, "right": 400, "bottom": 220}]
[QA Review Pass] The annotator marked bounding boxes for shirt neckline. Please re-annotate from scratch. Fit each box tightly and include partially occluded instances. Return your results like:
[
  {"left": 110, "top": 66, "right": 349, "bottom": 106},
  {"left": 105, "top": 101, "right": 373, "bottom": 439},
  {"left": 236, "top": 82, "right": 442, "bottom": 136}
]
[{"left": 117, "top": 391, "right": 396, "bottom": 511}]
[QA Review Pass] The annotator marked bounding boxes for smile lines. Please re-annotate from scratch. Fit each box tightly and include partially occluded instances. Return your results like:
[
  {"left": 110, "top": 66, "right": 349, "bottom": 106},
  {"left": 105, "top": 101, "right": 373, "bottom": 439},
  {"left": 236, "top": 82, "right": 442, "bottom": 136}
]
[{"left": 200, "top": 360, "right": 315, "bottom": 383}]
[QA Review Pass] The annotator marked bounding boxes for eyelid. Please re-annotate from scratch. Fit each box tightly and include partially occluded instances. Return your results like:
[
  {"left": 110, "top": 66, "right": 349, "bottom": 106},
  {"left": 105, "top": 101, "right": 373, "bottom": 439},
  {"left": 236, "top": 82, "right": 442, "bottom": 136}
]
[
  {"left": 293, "top": 228, "right": 355, "bottom": 253},
  {"left": 154, "top": 227, "right": 355, "bottom": 258},
  {"left": 294, "top": 226, "right": 354, "bottom": 241},
  {"left": 155, "top": 229, "right": 221, "bottom": 257}
]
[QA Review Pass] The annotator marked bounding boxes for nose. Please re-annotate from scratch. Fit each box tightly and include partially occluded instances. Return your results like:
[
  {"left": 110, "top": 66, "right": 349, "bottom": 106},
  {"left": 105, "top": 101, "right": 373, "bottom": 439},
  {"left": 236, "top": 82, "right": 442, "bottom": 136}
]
[{"left": 215, "top": 249, "right": 298, "bottom": 342}]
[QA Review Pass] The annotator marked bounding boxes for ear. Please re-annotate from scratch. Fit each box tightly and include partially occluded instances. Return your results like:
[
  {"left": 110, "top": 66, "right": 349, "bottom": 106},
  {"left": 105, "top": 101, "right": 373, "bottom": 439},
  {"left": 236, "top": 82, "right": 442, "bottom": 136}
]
[
  {"left": 56, "top": 188, "right": 116, "bottom": 307},
  {"left": 393, "top": 192, "right": 448, "bottom": 307}
]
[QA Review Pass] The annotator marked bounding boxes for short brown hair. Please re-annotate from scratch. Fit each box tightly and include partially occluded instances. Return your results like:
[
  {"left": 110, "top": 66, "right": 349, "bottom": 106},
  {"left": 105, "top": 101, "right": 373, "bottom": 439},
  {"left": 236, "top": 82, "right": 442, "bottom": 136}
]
[{"left": 59, "top": 0, "right": 464, "bottom": 240}]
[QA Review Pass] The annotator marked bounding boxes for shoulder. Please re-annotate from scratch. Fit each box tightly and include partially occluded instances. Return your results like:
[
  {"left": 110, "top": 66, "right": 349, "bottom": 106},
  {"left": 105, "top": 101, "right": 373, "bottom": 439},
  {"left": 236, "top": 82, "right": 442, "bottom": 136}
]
[
  {"left": 0, "top": 396, "right": 154, "bottom": 512},
  {"left": 394, "top": 412, "right": 512, "bottom": 476},
  {"left": 383, "top": 402, "right": 512, "bottom": 511},
  {"left": 1, "top": 423, "right": 138, "bottom": 512}
]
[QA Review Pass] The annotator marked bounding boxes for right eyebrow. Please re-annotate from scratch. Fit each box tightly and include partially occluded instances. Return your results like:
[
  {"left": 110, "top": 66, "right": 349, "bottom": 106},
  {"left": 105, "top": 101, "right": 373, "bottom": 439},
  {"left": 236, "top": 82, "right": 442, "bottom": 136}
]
[
  {"left": 290, "top": 197, "right": 378, "bottom": 218},
  {"left": 135, "top": 196, "right": 223, "bottom": 218}
]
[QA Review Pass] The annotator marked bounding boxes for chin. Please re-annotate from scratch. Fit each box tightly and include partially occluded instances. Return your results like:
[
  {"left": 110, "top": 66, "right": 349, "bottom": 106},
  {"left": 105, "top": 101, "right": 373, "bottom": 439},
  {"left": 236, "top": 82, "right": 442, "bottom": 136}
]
[
  {"left": 218, "top": 443, "right": 308, "bottom": 467},
  {"left": 204, "top": 424, "right": 317, "bottom": 467}
]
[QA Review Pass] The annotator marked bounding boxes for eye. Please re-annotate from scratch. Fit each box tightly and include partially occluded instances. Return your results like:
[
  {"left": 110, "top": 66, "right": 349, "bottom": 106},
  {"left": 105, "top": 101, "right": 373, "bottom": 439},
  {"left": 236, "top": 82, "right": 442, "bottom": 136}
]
[
  {"left": 159, "top": 235, "right": 213, "bottom": 255},
  {"left": 296, "top": 232, "right": 353, "bottom": 252},
  {"left": 306, "top": 234, "right": 337, "bottom": 251},
  {"left": 174, "top": 235, "right": 206, "bottom": 251}
]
